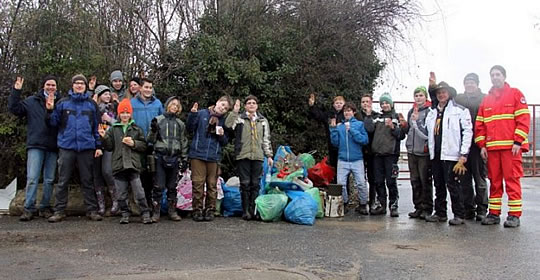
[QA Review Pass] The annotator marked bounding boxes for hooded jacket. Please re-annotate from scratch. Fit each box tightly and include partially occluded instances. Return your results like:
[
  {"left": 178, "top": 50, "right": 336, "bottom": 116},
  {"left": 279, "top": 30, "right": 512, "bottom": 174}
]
[
  {"left": 364, "top": 110, "right": 402, "bottom": 156},
  {"left": 48, "top": 90, "right": 100, "bottom": 152},
  {"left": 187, "top": 108, "right": 228, "bottom": 162},
  {"left": 225, "top": 110, "right": 273, "bottom": 161},
  {"left": 329, "top": 117, "right": 369, "bottom": 162},
  {"left": 8, "top": 88, "right": 58, "bottom": 151},
  {"left": 404, "top": 102, "right": 431, "bottom": 156},
  {"left": 101, "top": 120, "right": 147, "bottom": 174},
  {"left": 147, "top": 97, "right": 189, "bottom": 161},
  {"left": 130, "top": 93, "right": 163, "bottom": 138}
]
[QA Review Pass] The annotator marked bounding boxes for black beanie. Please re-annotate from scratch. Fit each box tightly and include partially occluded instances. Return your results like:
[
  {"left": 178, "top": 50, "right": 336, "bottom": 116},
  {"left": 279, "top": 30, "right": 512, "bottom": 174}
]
[
  {"left": 41, "top": 75, "right": 58, "bottom": 88},
  {"left": 463, "top": 73, "right": 479, "bottom": 85}
]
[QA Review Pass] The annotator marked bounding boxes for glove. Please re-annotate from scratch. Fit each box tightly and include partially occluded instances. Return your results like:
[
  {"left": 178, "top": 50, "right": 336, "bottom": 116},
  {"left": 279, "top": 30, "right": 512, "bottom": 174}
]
[
  {"left": 179, "top": 160, "right": 189, "bottom": 173},
  {"left": 150, "top": 120, "right": 158, "bottom": 133},
  {"left": 452, "top": 159, "right": 467, "bottom": 175}
]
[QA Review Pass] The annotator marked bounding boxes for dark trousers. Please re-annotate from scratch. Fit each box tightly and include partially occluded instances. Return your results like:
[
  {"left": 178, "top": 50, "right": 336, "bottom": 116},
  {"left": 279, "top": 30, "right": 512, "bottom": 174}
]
[
  {"left": 374, "top": 155, "right": 399, "bottom": 209},
  {"left": 237, "top": 159, "right": 263, "bottom": 194},
  {"left": 152, "top": 154, "right": 179, "bottom": 203},
  {"left": 54, "top": 149, "right": 97, "bottom": 213},
  {"left": 462, "top": 145, "right": 488, "bottom": 216},
  {"left": 364, "top": 154, "right": 377, "bottom": 207},
  {"left": 408, "top": 153, "right": 433, "bottom": 213},
  {"left": 431, "top": 156, "right": 465, "bottom": 218},
  {"left": 191, "top": 159, "right": 218, "bottom": 211},
  {"left": 114, "top": 169, "right": 149, "bottom": 215},
  {"left": 140, "top": 170, "right": 154, "bottom": 207}
]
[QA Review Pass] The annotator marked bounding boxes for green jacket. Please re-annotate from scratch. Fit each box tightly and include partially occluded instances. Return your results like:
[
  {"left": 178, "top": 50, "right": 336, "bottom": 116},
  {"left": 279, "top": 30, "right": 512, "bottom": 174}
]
[
  {"left": 225, "top": 111, "right": 273, "bottom": 161},
  {"left": 147, "top": 113, "right": 188, "bottom": 161},
  {"left": 101, "top": 120, "right": 147, "bottom": 175}
]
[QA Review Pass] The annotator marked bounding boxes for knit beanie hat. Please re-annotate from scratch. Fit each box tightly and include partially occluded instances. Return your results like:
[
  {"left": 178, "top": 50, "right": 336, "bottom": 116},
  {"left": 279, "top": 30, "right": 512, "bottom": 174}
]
[
  {"left": 41, "top": 75, "right": 58, "bottom": 88},
  {"left": 414, "top": 86, "right": 428, "bottom": 98},
  {"left": 110, "top": 70, "right": 123, "bottom": 82},
  {"left": 379, "top": 92, "right": 393, "bottom": 107},
  {"left": 71, "top": 74, "right": 88, "bottom": 85},
  {"left": 129, "top": 77, "right": 141, "bottom": 85},
  {"left": 463, "top": 73, "right": 479, "bottom": 85},
  {"left": 94, "top": 85, "right": 111, "bottom": 97},
  {"left": 117, "top": 98, "right": 133, "bottom": 115}
]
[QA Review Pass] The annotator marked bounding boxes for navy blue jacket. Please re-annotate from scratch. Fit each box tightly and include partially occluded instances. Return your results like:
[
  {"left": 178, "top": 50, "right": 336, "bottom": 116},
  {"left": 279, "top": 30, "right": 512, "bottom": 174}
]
[
  {"left": 48, "top": 90, "right": 100, "bottom": 151},
  {"left": 8, "top": 88, "right": 58, "bottom": 152},
  {"left": 330, "top": 117, "right": 369, "bottom": 162},
  {"left": 187, "top": 109, "right": 228, "bottom": 162}
]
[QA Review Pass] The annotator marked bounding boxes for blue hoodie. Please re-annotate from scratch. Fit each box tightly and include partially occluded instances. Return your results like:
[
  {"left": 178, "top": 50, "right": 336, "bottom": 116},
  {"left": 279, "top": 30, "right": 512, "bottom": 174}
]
[
  {"left": 49, "top": 90, "right": 100, "bottom": 151},
  {"left": 330, "top": 117, "right": 368, "bottom": 162},
  {"left": 187, "top": 108, "right": 228, "bottom": 162},
  {"left": 131, "top": 94, "right": 163, "bottom": 138}
]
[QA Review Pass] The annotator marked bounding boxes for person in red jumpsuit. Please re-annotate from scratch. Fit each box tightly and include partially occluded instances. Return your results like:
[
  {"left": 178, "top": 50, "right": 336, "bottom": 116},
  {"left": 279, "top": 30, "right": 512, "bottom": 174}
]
[{"left": 474, "top": 65, "right": 529, "bottom": 228}]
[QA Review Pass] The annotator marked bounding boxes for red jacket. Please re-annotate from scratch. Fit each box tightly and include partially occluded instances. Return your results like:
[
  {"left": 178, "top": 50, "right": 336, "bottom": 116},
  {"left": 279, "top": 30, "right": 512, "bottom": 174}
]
[{"left": 474, "top": 82, "right": 529, "bottom": 152}]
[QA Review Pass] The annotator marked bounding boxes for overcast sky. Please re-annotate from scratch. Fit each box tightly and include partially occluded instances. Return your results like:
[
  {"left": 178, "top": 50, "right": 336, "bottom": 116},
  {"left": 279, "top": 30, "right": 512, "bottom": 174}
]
[{"left": 375, "top": 0, "right": 540, "bottom": 104}]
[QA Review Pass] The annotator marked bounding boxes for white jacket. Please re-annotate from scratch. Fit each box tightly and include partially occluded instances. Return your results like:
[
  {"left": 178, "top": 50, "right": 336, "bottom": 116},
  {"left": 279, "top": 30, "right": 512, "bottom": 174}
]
[{"left": 426, "top": 99, "right": 473, "bottom": 161}]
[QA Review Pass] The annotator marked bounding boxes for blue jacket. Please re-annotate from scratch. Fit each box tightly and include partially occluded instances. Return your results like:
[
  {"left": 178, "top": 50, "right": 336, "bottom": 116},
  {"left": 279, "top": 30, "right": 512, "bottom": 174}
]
[
  {"left": 8, "top": 88, "right": 58, "bottom": 152},
  {"left": 131, "top": 94, "right": 163, "bottom": 138},
  {"left": 187, "top": 109, "right": 228, "bottom": 162},
  {"left": 330, "top": 117, "right": 368, "bottom": 162},
  {"left": 48, "top": 90, "right": 100, "bottom": 152}
]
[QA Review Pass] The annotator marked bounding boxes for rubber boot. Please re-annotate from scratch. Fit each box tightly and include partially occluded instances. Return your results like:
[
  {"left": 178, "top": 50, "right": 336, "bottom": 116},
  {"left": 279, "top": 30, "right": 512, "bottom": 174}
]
[
  {"left": 109, "top": 187, "right": 119, "bottom": 215},
  {"left": 95, "top": 186, "right": 106, "bottom": 216},
  {"left": 241, "top": 191, "right": 251, "bottom": 220},
  {"left": 168, "top": 200, "right": 181, "bottom": 221},
  {"left": 151, "top": 201, "right": 161, "bottom": 223},
  {"left": 249, "top": 189, "right": 259, "bottom": 220}
]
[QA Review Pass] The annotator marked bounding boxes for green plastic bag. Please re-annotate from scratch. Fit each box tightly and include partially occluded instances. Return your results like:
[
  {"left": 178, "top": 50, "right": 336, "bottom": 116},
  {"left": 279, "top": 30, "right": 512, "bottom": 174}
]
[
  {"left": 298, "top": 153, "right": 316, "bottom": 169},
  {"left": 305, "top": 188, "right": 324, "bottom": 218},
  {"left": 255, "top": 194, "right": 289, "bottom": 222}
]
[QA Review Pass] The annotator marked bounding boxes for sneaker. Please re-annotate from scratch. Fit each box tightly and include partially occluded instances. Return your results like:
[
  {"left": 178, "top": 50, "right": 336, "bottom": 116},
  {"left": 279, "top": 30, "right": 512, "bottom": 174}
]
[
  {"left": 119, "top": 215, "right": 130, "bottom": 224},
  {"left": 449, "top": 217, "right": 465, "bottom": 225},
  {"left": 19, "top": 211, "right": 34, "bottom": 221},
  {"left": 141, "top": 212, "right": 152, "bottom": 224},
  {"left": 425, "top": 214, "right": 448, "bottom": 222},
  {"left": 370, "top": 206, "right": 387, "bottom": 215},
  {"left": 203, "top": 209, "right": 215, "bottom": 222},
  {"left": 48, "top": 212, "right": 66, "bottom": 223},
  {"left": 476, "top": 213, "right": 486, "bottom": 222},
  {"left": 192, "top": 209, "right": 204, "bottom": 222},
  {"left": 38, "top": 208, "right": 53, "bottom": 219},
  {"left": 408, "top": 209, "right": 421, "bottom": 218},
  {"left": 503, "top": 215, "right": 520, "bottom": 228},
  {"left": 87, "top": 212, "right": 103, "bottom": 221},
  {"left": 419, "top": 210, "right": 431, "bottom": 220},
  {"left": 481, "top": 214, "right": 500, "bottom": 225},
  {"left": 390, "top": 208, "right": 399, "bottom": 217}
]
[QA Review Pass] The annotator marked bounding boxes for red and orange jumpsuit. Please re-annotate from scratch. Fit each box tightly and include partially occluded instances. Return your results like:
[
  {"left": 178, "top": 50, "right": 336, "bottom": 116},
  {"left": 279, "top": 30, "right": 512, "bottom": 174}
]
[{"left": 474, "top": 82, "right": 529, "bottom": 217}]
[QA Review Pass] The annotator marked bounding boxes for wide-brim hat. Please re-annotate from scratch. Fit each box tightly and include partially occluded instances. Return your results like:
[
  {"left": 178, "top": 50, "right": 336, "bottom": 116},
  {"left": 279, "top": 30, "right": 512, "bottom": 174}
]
[{"left": 433, "top": 81, "right": 457, "bottom": 99}]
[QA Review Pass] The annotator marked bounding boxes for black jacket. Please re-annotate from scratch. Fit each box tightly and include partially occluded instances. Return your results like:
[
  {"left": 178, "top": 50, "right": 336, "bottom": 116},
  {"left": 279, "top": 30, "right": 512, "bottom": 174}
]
[
  {"left": 309, "top": 105, "right": 345, "bottom": 153},
  {"left": 8, "top": 88, "right": 58, "bottom": 152}
]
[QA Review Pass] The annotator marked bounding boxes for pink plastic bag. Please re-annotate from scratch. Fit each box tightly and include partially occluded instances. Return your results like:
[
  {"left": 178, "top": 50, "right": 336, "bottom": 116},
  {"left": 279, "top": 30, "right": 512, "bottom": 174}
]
[{"left": 176, "top": 169, "right": 192, "bottom": 210}]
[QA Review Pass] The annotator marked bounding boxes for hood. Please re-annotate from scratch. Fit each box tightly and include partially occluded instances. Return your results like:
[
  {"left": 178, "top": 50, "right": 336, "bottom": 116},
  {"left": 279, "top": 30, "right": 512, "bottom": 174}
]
[{"left": 68, "top": 90, "right": 90, "bottom": 101}]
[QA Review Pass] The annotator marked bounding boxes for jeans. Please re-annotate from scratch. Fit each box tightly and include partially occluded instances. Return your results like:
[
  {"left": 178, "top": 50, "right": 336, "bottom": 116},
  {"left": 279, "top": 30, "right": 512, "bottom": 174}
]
[
  {"left": 114, "top": 170, "right": 150, "bottom": 215},
  {"left": 337, "top": 159, "right": 367, "bottom": 204},
  {"left": 24, "top": 148, "right": 58, "bottom": 213}
]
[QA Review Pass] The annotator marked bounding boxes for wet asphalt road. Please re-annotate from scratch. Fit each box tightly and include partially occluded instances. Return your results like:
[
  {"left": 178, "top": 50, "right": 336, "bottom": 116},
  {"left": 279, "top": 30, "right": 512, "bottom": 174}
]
[{"left": 1, "top": 178, "right": 539, "bottom": 280}]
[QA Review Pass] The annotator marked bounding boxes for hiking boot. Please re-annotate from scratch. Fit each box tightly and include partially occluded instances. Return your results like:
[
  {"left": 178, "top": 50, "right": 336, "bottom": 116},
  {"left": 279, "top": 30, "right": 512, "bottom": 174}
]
[
  {"left": 119, "top": 214, "right": 130, "bottom": 224},
  {"left": 168, "top": 201, "right": 182, "bottom": 221},
  {"left": 203, "top": 208, "right": 215, "bottom": 222},
  {"left": 38, "top": 208, "right": 53, "bottom": 219},
  {"left": 449, "top": 217, "right": 465, "bottom": 225},
  {"left": 464, "top": 211, "right": 476, "bottom": 220},
  {"left": 48, "top": 212, "right": 66, "bottom": 223},
  {"left": 141, "top": 212, "right": 152, "bottom": 224},
  {"left": 390, "top": 208, "right": 399, "bottom": 217},
  {"left": 95, "top": 189, "right": 106, "bottom": 216},
  {"left": 503, "top": 215, "right": 520, "bottom": 228},
  {"left": 370, "top": 205, "right": 386, "bottom": 215},
  {"left": 151, "top": 202, "right": 161, "bottom": 223},
  {"left": 476, "top": 213, "right": 486, "bottom": 222},
  {"left": 425, "top": 214, "right": 448, "bottom": 222},
  {"left": 87, "top": 212, "right": 103, "bottom": 221},
  {"left": 19, "top": 210, "right": 34, "bottom": 221},
  {"left": 408, "top": 209, "right": 422, "bottom": 218},
  {"left": 419, "top": 211, "right": 430, "bottom": 220},
  {"left": 192, "top": 209, "right": 204, "bottom": 222},
  {"left": 481, "top": 214, "right": 500, "bottom": 225},
  {"left": 357, "top": 204, "right": 369, "bottom": 216}
]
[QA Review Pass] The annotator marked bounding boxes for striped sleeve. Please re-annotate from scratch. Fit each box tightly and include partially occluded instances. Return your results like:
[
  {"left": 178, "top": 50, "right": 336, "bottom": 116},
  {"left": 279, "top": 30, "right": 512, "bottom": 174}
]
[
  {"left": 474, "top": 99, "right": 487, "bottom": 148},
  {"left": 513, "top": 89, "right": 530, "bottom": 145}
]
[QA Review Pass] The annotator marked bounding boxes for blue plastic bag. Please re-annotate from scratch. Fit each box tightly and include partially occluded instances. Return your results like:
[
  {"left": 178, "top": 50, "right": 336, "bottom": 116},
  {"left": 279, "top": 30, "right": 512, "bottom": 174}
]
[
  {"left": 222, "top": 185, "right": 243, "bottom": 217},
  {"left": 284, "top": 191, "right": 318, "bottom": 225}
]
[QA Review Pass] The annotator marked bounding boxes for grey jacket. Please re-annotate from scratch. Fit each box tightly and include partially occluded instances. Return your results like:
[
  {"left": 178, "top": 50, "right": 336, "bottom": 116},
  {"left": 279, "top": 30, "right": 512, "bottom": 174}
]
[{"left": 404, "top": 104, "right": 430, "bottom": 156}]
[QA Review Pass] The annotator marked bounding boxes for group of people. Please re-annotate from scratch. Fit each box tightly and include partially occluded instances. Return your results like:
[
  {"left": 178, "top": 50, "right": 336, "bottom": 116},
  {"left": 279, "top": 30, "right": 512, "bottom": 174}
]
[
  {"left": 309, "top": 65, "right": 529, "bottom": 227},
  {"left": 9, "top": 64, "right": 528, "bottom": 228},
  {"left": 9, "top": 71, "right": 273, "bottom": 224}
]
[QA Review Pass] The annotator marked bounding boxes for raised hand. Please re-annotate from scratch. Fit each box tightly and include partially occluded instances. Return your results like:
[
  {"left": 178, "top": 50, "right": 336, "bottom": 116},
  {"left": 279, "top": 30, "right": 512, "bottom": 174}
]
[
  {"left": 46, "top": 89, "right": 55, "bottom": 110},
  {"left": 111, "top": 92, "right": 119, "bottom": 103},
  {"left": 329, "top": 118, "right": 337, "bottom": 127},
  {"left": 308, "top": 93, "right": 315, "bottom": 106},
  {"left": 122, "top": 136, "right": 134, "bottom": 147},
  {"left": 411, "top": 106, "right": 419, "bottom": 121},
  {"left": 98, "top": 124, "right": 106, "bottom": 137},
  {"left": 14, "top": 76, "right": 24, "bottom": 90},
  {"left": 233, "top": 99, "right": 241, "bottom": 113},
  {"left": 429, "top": 71, "right": 437, "bottom": 87},
  {"left": 191, "top": 102, "right": 199, "bottom": 113}
]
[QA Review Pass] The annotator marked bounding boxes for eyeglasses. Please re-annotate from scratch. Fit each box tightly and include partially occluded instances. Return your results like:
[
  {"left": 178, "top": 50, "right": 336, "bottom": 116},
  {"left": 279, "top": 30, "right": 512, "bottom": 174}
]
[{"left": 73, "top": 81, "right": 86, "bottom": 85}]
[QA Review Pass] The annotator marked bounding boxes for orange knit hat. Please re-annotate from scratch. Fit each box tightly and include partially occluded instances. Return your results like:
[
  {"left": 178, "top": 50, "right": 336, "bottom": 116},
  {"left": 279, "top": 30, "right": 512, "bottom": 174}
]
[{"left": 117, "top": 98, "right": 133, "bottom": 115}]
